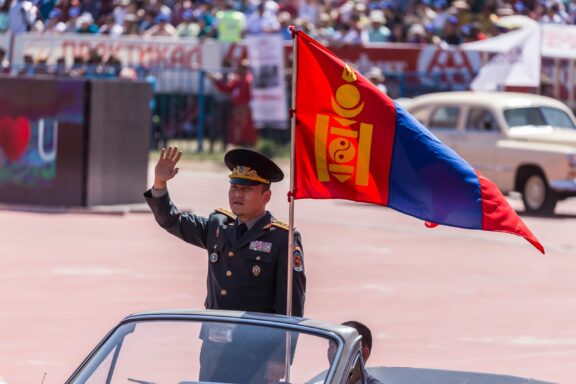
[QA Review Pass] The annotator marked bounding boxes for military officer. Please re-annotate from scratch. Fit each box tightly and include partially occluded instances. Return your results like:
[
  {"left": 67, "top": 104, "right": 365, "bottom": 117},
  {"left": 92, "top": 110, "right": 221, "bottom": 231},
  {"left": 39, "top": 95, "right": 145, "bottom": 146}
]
[{"left": 144, "top": 146, "right": 306, "bottom": 317}]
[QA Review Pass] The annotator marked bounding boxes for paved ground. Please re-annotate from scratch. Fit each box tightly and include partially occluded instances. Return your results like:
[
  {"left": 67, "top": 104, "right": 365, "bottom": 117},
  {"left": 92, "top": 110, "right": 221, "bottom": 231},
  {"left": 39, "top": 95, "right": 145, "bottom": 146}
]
[{"left": 1, "top": 159, "right": 576, "bottom": 383}]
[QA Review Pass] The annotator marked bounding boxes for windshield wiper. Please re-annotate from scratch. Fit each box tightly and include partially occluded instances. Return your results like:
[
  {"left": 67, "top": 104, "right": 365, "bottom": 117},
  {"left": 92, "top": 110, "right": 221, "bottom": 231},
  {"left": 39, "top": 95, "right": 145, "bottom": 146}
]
[{"left": 127, "top": 378, "right": 157, "bottom": 384}]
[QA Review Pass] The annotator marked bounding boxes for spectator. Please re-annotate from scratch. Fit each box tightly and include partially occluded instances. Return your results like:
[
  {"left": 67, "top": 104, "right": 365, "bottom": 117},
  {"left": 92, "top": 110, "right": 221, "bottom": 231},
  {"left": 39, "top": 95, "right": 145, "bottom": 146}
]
[
  {"left": 51, "top": 56, "right": 68, "bottom": 77},
  {"left": 278, "top": 11, "right": 293, "bottom": 41},
  {"left": 76, "top": 12, "right": 98, "bottom": 34},
  {"left": 99, "top": 14, "right": 123, "bottom": 35},
  {"left": 43, "top": 8, "right": 66, "bottom": 33},
  {"left": 214, "top": 0, "right": 245, "bottom": 43},
  {"left": 175, "top": 9, "right": 199, "bottom": 37},
  {"left": 64, "top": 7, "right": 81, "bottom": 33},
  {"left": 122, "top": 13, "right": 140, "bottom": 35},
  {"left": 440, "top": 15, "right": 463, "bottom": 45},
  {"left": 210, "top": 59, "right": 257, "bottom": 147},
  {"left": 208, "top": 59, "right": 233, "bottom": 152},
  {"left": 364, "top": 10, "right": 390, "bottom": 42},
  {"left": 0, "top": 47, "right": 9, "bottom": 73},
  {"left": 18, "top": 53, "right": 35, "bottom": 76},
  {"left": 144, "top": 12, "right": 177, "bottom": 37},
  {"left": 298, "top": 0, "right": 319, "bottom": 24},
  {"left": 366, "top": 67, "right": 387, "bottom": 94},
  {"left": 0, "top": 0, "right": 12, "bottom": 33},
  {"left": 245, "top": 1, "right": 279, "bottom": 35},
  {"left": 8, "top": 0, "right": 42, "bottom": 34}
]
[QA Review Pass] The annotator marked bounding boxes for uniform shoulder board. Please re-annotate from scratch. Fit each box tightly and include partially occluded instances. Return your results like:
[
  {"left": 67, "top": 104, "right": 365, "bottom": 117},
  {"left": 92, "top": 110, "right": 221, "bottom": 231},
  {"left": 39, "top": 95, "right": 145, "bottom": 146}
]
[
  {"left": 271, "top": 219, "right": 290, "bottom": 231},
  {"left": 214, "top": 208, "right": 236, "bottom": 220}
]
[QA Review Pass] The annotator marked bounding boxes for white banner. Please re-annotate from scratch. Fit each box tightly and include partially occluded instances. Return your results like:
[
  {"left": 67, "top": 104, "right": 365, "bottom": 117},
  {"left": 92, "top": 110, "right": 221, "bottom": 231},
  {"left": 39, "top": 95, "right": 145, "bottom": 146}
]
[
  {"left": 245, "top": 34, "right": 288, "bottom": 127},
  {"left": 462, "top": 24, "right": 576, "bottom": 60},
  {"left": 471, "top": 26, "right": 541, "bottom": 91},
  {"left": 11, "top": 33, "right": 221, "bottom": 92}
]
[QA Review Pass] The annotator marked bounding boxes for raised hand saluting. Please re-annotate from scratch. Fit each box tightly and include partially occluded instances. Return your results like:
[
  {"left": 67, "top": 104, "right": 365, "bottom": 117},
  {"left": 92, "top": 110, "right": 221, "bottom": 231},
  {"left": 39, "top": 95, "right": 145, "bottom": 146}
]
[{"left": 153, "top": 147, "right": 182, "bottom": 190}]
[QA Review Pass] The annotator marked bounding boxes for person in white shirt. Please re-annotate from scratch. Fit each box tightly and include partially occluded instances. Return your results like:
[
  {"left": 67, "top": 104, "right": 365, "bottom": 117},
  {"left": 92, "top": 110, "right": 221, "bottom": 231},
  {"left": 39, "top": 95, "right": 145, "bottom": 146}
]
[
  {"left": 8, "top": 0, "right": 41, "bottom": 34},
  {"left": 246, "top": 1, "right": 279, "bottom": 34}
]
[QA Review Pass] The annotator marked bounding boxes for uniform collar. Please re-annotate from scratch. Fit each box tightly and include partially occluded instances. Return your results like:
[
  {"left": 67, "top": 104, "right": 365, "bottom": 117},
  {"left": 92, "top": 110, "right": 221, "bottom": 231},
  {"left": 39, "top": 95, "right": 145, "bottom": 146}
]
[{"left": 237, "top": 211, "right": 267, "bottom": 231}]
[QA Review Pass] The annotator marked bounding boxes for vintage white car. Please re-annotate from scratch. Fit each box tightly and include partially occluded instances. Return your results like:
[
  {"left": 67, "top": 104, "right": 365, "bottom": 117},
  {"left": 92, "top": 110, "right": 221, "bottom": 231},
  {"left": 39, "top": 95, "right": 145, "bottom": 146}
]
[
  {"left": 64, "top": 309, "right": 556, "bottom": 384},
  {"left": 405, "top": 92, "right": 576, "bottom": 215}
]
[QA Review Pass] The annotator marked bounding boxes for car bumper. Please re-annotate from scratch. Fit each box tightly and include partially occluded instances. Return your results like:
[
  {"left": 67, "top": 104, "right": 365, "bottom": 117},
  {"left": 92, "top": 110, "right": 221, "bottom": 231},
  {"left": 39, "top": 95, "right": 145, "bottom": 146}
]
[{"left": 550, "top": 179, "right": 576, "bottom": 192}]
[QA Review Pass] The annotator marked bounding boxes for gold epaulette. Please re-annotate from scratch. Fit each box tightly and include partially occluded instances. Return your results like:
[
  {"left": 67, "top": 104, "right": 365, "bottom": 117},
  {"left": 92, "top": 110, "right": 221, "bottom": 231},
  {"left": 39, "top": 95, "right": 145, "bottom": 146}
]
[
  {"left": 271, "top": 219, "right": 290, "bottom": 231},
  {"left": 215, "top": 208, "right": 236, "bottom": 220}
]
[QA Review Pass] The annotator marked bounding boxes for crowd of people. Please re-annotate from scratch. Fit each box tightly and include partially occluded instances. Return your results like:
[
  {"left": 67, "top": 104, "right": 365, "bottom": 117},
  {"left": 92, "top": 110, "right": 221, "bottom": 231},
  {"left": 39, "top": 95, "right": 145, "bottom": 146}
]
[{"left": 0, "top": 0, "right": 574, "bottom": 47}]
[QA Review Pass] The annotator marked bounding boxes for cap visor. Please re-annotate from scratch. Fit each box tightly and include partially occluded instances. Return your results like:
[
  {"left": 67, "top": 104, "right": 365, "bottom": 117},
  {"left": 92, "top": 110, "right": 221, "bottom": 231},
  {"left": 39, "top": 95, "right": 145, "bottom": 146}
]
[{"left": 229, "top": 178, "right": 263, "bottom": 186}]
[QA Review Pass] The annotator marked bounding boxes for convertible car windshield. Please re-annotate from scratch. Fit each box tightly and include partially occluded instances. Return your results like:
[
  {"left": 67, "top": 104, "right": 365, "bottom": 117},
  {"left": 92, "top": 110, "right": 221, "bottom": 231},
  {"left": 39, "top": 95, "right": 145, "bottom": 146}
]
[
  {"left": 504, "top": 106, "right": 576, "bottom": 129},
  {"left": 68, "top": 318, "right": 338, "bottom": 384}
]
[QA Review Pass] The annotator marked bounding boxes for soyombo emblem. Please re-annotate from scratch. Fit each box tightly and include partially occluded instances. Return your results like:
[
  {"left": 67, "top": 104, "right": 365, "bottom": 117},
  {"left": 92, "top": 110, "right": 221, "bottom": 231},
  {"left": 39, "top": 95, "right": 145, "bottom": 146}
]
[{"left": 315, "top": 64, "right": 373, "bottom": 186}]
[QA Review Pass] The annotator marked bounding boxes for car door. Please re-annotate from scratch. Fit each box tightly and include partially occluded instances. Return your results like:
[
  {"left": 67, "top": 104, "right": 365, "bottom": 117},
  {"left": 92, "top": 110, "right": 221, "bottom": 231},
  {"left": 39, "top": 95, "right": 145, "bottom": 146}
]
[
  {"left": 453, "top": 107, "right": 500, "bottom": 182},
  {"left": 427, "top": 105, "right": 462, "bottom": 150}
]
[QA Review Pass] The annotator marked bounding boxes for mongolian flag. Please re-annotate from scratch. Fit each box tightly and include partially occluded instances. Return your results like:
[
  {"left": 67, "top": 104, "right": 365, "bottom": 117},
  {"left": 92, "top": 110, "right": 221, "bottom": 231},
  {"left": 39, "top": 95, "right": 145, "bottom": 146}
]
[{"left": 292, "top": 30, "right": 544, "bottom": 254}]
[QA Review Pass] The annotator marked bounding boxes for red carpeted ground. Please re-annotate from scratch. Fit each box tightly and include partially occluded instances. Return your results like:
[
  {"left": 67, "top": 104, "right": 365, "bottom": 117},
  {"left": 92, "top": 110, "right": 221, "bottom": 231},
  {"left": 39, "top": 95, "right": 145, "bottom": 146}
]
[{"left": 1, "top": 161, "right": 575, "bottom": 383}]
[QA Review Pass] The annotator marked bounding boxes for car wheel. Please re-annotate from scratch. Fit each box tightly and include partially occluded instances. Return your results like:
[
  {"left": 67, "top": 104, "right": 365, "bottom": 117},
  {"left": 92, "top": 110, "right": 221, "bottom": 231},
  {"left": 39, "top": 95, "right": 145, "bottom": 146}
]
[{"left": 521, "top": 171, "right": 557, "bottom": 215}]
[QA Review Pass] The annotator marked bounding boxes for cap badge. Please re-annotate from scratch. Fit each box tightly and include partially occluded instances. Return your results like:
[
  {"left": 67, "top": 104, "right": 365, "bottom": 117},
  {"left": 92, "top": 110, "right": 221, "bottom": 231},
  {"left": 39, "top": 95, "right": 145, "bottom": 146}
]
[{"left": 229, "top": 166, "right": 270, "bottom": 184}]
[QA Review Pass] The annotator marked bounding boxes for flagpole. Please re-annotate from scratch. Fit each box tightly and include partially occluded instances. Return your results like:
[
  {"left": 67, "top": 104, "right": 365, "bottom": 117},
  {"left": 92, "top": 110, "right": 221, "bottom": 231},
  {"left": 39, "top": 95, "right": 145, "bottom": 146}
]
[
  {"left": 286, "top": 28, "right": 298, "bottom": 318},
  {"left": 284, "top": 26, "right": 299, "bottom": 383}
]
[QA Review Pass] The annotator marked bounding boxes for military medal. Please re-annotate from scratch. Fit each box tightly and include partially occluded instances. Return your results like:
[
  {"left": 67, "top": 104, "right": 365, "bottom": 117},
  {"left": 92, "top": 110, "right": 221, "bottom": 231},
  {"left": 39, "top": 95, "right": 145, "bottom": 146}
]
[
  {"left": 209, "top": 252, "right": 219, "bottom": 263},
  {"left": 293, "top": 251, "right": 304, "bottom": 272},
  {"left": 252, "top": 265, "right": 261, "bottom": 277},
  {"left": 249, "top": 240, "right": 272, "bottom": 253}
]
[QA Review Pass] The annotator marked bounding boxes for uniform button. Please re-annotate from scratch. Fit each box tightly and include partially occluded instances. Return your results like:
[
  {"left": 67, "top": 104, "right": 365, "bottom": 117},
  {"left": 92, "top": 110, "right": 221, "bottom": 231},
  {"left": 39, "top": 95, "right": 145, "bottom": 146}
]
[
  {"left": 228, "top": 251, "right": 235, "bottom": 257},
  {"left": 221, "top": 289, "right": 227, "bottom": 296},
  {"left": 226, "top": 271, "right": 232, "bottom": 277},
  {"left": 256, "top": 256, "right": 261, "bottom": 261}
]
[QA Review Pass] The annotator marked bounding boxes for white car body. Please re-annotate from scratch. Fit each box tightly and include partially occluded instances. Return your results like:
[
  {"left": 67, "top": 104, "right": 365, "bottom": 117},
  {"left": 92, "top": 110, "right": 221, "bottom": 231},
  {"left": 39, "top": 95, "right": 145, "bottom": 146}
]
[{"left": 405, "top": 91, "right": 576, "bottom": 214}]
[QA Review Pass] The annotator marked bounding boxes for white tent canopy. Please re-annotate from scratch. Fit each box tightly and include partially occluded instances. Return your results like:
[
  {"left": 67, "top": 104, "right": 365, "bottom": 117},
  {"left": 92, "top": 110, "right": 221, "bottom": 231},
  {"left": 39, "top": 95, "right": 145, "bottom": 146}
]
[{"left": 461, "top": 24, "right": 576, "bottom": 60}]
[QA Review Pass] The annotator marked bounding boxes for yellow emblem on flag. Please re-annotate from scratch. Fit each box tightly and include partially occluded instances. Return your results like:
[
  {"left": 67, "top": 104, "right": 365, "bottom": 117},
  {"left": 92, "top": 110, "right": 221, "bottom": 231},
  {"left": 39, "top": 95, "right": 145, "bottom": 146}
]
[{"left": 314, "top": 65, "right": 373, "bottom": 186}]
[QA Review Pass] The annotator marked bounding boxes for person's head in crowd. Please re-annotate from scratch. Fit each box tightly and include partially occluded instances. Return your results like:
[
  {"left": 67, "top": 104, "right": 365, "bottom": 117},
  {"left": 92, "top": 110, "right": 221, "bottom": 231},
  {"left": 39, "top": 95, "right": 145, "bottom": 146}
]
[
  {"left": 48, "top": 8, "right": 62, "bottom": 22},
  {"left": 76, "top": 13, "right": 95, "bottom": 32},
  {"left": 23, "top": 54, "right": 33, "bottom": 64},
  {"left": 366, "top": 66, "right": 385, "bottom": 85},
  {"left": 514, "top": 1, "right": 528, "bottom": 15},
  {"left": 123, "top": 13, "right": 139, "bottom": 34},
  {"left": 432, "top": 0, "right": 448, "bottom": 12},
  {"left": 155, "top": 12, "right": 170, "bottom": 26},
  {"left": 406, "top": 23, "right": 426, "bottom": 43},
  {"left": 237, "top": 58, "right": 249, "bottom": 75},
  {"left": 369, "top": 10, "right": 385, "bottom": 28},
  {"left": 87, "top": 47, "right": 103, "bottom": 65},
  {"left": 181, "top": 9, "right": 193, "bottom": 23},
  {"left": 68, "top": 6, "right": 80, "bottom": 20},
  {"left": 390, "top": 23, "right": 405, "bottom": 42}
]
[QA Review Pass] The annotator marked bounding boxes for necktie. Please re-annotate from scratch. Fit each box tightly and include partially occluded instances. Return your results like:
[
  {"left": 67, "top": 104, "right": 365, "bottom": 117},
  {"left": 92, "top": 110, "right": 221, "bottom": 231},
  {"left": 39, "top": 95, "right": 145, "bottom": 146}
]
[{"left": 236, "top": 222, "right": 248, "bottom": 240}]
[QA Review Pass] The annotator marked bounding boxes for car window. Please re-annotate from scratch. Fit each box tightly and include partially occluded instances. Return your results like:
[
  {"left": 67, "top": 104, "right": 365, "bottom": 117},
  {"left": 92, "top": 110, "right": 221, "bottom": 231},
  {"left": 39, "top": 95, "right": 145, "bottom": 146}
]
[
  {"left": 540, "top": 107, "right": 576, "bottom": 129},
  {"left": 466, "top": 108, "right": 500, "bottom": 132},
  {"left": 504, "top": 107, "right": 576, "bottom": 129},
  {"left": 429, "top": 106, "right": 460, "bottom": 130}
]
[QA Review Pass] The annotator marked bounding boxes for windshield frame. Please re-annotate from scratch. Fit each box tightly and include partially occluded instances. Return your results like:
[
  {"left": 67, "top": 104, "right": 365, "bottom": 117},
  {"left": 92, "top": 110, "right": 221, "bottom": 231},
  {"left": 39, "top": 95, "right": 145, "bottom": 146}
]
[{"left": 65, "top": 313, "right": 345, "bottom": 384}]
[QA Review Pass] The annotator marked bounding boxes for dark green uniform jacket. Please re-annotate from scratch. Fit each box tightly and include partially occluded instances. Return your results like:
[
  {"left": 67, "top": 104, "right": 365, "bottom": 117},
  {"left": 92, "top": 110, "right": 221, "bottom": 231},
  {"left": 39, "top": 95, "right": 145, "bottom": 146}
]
[{"left": 144, "top": 190, "right": 306, "bottom": 317}]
